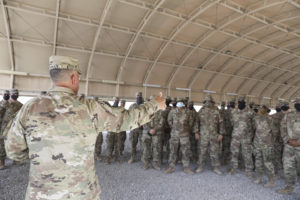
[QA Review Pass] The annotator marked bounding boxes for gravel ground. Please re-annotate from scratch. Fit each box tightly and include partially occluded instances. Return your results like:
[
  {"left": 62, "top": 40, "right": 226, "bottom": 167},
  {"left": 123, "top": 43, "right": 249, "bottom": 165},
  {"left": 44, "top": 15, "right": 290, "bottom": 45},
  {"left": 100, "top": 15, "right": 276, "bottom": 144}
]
[{"left": 1, "top": 133, "right": 299, "bottom": 200}]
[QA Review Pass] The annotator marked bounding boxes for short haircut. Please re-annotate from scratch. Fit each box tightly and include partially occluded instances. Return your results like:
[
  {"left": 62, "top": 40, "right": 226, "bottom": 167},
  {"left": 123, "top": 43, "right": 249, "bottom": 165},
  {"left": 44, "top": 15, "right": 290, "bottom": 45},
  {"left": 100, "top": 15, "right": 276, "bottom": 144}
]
[{"left": 50, "top": 69, "right": 72, "bottom": 83}]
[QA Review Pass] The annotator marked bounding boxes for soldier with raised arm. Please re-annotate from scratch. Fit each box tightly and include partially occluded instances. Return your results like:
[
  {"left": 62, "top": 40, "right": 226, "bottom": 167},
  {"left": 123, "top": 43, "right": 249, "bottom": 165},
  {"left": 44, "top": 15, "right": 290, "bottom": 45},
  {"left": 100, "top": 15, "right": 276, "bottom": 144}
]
[{"left": 4, "top": 56, "right": 165, "bottom": 200}]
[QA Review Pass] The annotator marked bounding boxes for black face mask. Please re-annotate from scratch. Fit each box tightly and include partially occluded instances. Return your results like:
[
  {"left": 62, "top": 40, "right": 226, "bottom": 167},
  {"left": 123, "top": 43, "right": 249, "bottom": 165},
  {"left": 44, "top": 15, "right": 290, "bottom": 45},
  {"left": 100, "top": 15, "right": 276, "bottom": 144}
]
[
  {"left": 166, "top": 99, "right": 171, "bottom": 107},
  {"left": 267, "top": 109, "right": 271, "bottom": 113},
  {"left": 249, "top": 105, "right": 253, "bottom": 109},
  {"left": 226, "top": 105, "right": 230, "bottom": 109},
  {"left": 112, "top": 100, "right": 119, "bottom": 107},
  {"left": 136, "top": 97, "right": 144, "bottom": 105},
  {"left": 172, "top": 102, "right": 177, "bottom": 107},
  {"left": 281, "top": 105, "right": 289, "bottom": 111},
  {"left": 188, "top": 105, "right": 194, "bottom": 110},
  {"left": 238, "top": 101, "right": 246, "bottom": 110},
  {"left": 295, "top": 103, "right": 300, "bottom": 111},
  {"left": 276, "top": 108, "right": 281, "bottom": 113},
  {"left": 230, "top": 102, "right": 235, "bottom": 109},
  {"left": 11, "top": 94, "right": 18, "bottom": 100},
  {"left": 3, "top": 94, "right": 9, "bottom": 101},
  {"left": 254, "top": 109, "right": 258, "bottom": 113}
]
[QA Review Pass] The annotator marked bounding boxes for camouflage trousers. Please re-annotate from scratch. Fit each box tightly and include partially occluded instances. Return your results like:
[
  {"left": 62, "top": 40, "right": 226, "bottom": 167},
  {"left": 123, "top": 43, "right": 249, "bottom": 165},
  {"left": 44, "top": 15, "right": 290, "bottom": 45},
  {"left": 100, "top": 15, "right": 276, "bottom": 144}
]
[
  {"left": 95, "top": 132, "right": 103, "bottom": 158},
  {"left": 273, "top": 141, "right": 284, "bottom": 173},
  {"left": 106, "top": 132, "right": 121, "bottom": 158},
  {"left": 253, "top": 143, "right": 275, "bottom": 177},
  {"left": 168, "top": 136, "right": 191, "bottom": 168},
  {"left": 230, "top": 136, "right": 253, "bottom": 172},
  {"left": 119, "top": 131, "right": 127, "bottom": 155},
  {"left": 0, "top": 139, "right": 6, "bottom": 160},
  {"left": 162, "top": 128, "right": 171, "bottom": 159},
  {"left": 190, "top": 132, "right": 198, "bottom": 161},
  {"left": 221, "top": 134, "right": 232, "bottom": 164},
  {"left": 129, "top": 128, "right": 142, "bottom": 157},
  {"left": 283, "top": 144, "right": 300, "bottom": 186},
  {"left": 141, "top": 131, "right": 163, "bottom": 164},
  {"left": 198, "top": 136, "right": 221, "bottom": 168}
]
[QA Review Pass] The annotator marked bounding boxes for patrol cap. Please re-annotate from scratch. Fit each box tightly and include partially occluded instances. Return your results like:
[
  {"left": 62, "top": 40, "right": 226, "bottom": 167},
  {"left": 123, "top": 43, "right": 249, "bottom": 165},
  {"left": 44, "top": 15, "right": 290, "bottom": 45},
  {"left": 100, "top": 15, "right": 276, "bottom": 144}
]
[
  {"left": 136, "top": 92, "right": 142, "bottom": 97},
  {"left": 93, "top": 96, "right": 99, "bottom": 101},
  {"left": 49, "top": 56, "right": 81, "bottom": 74},
  {"left": 177, "top": 97, "right": 184, "bottom": 102},
  {"left": 3, "top": 90, "right": 9, "bottom": 95},
  {"left": 113, "top": 96, "right": 120, "bottom": 101},
  {"left": 238, "top": 95, "right": 245, "bottom": 101},
  {"left": 221, "top": 101, "right": 225, "bottom": 106},
  {"left": 292, "top": 97, "right": 300, "bottom": 103},
  {"left": 204, "top": 94, "right": 213, "bottom": 102},
  {"left": 280, "top": 100, "right": 289, "bottom": 107},
  {"left": 11, "top": 89, "right": 19, "bottom": 95},
  {"left": 188, "top": 101, "right": 194, "bottom": 106}
]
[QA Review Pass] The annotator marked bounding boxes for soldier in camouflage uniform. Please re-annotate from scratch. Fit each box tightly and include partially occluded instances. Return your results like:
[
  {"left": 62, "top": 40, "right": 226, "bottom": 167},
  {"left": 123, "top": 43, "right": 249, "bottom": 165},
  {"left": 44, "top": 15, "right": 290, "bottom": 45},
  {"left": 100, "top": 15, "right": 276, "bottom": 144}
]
[
  {"left": 0, "top": 90, "right": 10, "bottom": 169},
  {"left": 188, "top": 101, "right": 198, "bottom": 162},
  {"left": 128, "top": 92, "right": 144, "bottom": 164},
  {"left": 119, "top": 100, "right": 127, "bottom": 156},
  {"left": 277, "top": 97, "right": 300, "bottom": 194},
  {"left": 229, "top": 96, "right": 254, "bottom": 178},
  {"left": 252, "top": 105, "right": 275, "bottom": 187},
  {"left": 4, "top": 56, "right": 166, "bottom": 200},
  {"left": 106, "top": 97, "right": 122, "bottom": 164},
  {"left": 161, "top": 96, "right": 172, "bottom": 162},
  {"left": 165, "top": 99, "right": 195, "bottom": 174},
  {"left": 270, "top": 102, "right": 285, "bottom": 174},
  {"left": 93, "top": 96, "right": 103, "bottom": 161},
  {"left": 194, "top": 95, "right": 225, "bottom": 175},
  {"left": 142, "top": 96, "right": 165, "bottom": 170}
]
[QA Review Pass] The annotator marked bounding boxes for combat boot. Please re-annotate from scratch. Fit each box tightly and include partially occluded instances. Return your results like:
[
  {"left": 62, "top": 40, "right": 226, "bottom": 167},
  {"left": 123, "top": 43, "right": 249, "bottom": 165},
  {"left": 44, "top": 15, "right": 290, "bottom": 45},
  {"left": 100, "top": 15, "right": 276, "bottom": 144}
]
[
  {"left": 195, "top": 165, "right": 204, "bottom": 173},
  {"left": 253, "top": 173, "right": 262, "bottom": 184},
  {"left": 114, "top": 155, "right": 120, "bottom": 163},
  {"left": 95, "top": 156, "right": 102, "bottom": 161},
  {"left": 213, "top": 167, "right": 223, "bottom": 175},
  {"left": 105, "top": 157, "right": 111, "bottom": 165},
  {"left": 0, "top": 159, "right": 5, "bottom": 170},
  {"left": 228, "top": 168, "right": 236, "bottom": 175},
  {"left": 152, "top": 162, "right": 161, "bottom": 170},
  {"left": 277, "top": 186, "right": 295, "bottom": 194},
  {"left": 184, "top": 167, "right": 194, "bottom": 175},
  {"left": 264, "top": 176, "right": 274, "bottom": 188},
  {"left": 246, "top": 171, "right": 254, "bottom": 178},
  {"left": 165, "top": 167, "right": 174, "bottom": 174},
  {"left": 128, "top": 156, "right": 135, "bottom": 164}
]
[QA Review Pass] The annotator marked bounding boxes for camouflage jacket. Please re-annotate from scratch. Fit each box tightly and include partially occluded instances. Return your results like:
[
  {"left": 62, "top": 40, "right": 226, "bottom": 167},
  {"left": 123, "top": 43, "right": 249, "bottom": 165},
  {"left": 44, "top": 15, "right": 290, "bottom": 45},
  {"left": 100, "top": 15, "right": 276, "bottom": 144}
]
[
  {"left": 224, "top": 109, "right": 233, "bottom": 135},
  {"left": 230, "top": 108, "right": 253, "bottom": 138},
  {"left": 143, "top": 110, "right": 165, "bottom": 134},
  {"left": 280, "top": 110, "right": 300, "bottom": 145},
  {"left": 0, "top": 100, "right": 9, "bottom": 134},
  {"left": 0, "top": 100, "right": 22, "bottom": 135},
  {"left": 195, "top": 106, "right": 225, "bottom": 138},
  {"left": 187, "top": 108, "right": 198, "bottom": 133},
  {"left": 270, "top": 112, "right": 284, "bottom": 143},
  {"left": 253, "top": 115, "right": 273, "bottom": 147},
  {"left": 162, "top": 106, "right": 172, "bottom": 130},
  {"left": 5, "top": 86, "right": 160, "bottom": 200},
  {"left": 168, "top": 108, "right": 194, "bottom": 137},
  {"left": 129, "top": 103, "right": 143, "bottom": 130}
]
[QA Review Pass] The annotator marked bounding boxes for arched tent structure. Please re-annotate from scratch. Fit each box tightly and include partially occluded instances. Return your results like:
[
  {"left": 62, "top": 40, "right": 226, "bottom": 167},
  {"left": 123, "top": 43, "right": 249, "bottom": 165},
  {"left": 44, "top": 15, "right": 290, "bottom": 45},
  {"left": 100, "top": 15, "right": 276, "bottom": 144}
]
[{"left": 0, "top": 0, "right": 299, "bottom": 106}]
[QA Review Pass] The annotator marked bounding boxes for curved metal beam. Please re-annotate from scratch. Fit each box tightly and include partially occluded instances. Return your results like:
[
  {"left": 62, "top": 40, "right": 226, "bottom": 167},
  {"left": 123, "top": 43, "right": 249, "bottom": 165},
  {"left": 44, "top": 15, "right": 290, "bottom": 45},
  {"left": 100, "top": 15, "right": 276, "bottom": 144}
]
[
  {"left": 52, "top": 0, "right": 60, "bottom": 55},
  {"left": 115, "top": 0, "right": 166, "bottom": 96},
  {"left": 142, "top": 0, "right": 220, "bottom": 86},
  {"left": 85, "top": 0, "right": 113, "bottom": 96},
  {"left": 1, "top": 0, "right": 15, "bottom": 88},
  {"left": 188, "top": 0, "right": 293, "bottom": 90}
]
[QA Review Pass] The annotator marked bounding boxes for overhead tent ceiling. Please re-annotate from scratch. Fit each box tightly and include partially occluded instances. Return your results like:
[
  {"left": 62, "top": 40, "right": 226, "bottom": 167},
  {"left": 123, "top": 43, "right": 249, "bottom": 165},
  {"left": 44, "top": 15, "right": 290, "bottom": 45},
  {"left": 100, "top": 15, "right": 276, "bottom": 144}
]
[{"left": 0, "top": 0, "right": 300, "bottom": 106}]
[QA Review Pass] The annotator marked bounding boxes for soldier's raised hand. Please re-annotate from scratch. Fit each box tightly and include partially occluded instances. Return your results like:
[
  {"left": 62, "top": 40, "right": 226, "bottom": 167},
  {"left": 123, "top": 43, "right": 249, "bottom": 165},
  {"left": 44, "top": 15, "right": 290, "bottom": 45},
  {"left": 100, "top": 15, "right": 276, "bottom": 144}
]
[{"left": 153, "top": 92, "right": 166, "bottom": 110}]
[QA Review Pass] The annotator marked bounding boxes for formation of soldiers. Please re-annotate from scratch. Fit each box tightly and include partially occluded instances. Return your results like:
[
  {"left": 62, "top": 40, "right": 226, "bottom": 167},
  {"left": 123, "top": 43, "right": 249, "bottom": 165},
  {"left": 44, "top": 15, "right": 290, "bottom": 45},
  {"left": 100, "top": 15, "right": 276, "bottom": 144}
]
[{"left": 1, "top": 88, "right": 300, "bottom": 195}]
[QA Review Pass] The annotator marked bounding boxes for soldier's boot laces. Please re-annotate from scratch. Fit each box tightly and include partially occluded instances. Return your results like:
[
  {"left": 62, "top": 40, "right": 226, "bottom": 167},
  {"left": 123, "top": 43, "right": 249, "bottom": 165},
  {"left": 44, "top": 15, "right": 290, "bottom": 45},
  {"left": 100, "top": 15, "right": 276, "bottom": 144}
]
[
  {"left": 264, "top": 176, "right": 274, "bottom": 188},
  {"left": 105, "top": 157, "right": 111, "bottom": 165},
  {"left": 152, "top": 162, "right": 161, "bottom": 170},
  {"left": 128, "top": 156, "right": 135, "bottom": 164},
  {"left": 165, "top": 167, "right": 174, "bottom": 174},
  {"left": 195, "top": 165, "right": 204, "bottom": 173},
  {"left": 277, "top": 186, "right": 295, "bottom": 194},
  {"left": 213, "top": 167, "right": 223, "bottom": 175},
  {"left": 0, "top": 159, "right": 5, "bottom": 170},
  {"left": 228, "top": 168, "right": 236, "bottom": 175},
  {"left": 184, "top": 167, "right": 194, "bottom": 175},
  {"left": 253, "top": 173, "right": 262, "bottom": 184},
  {"left": 246, "top": 171, "right": 254, "bottom": 178}
]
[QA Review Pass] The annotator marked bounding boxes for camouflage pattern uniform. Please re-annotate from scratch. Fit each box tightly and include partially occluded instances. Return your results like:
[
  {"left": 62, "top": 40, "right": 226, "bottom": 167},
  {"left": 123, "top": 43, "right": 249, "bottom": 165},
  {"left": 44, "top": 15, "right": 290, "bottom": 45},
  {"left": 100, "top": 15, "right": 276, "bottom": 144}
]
[
  {"left": 270, "top": 104, "right": 284, "bottom": 173},
  {"left": 229, "top": 96, "right": 254, "bottom": 175},
  {"left": 277, "top": 98, "right": 300, "bottom": 194},
  {"left": 0, "top": 90, "right": 10, "bottom": 164},
  {"left": 4, "top": 56, "right": 162, "bottom": 200},
  {"left": 252, "top": 105, "right": 275, "bottom": 186},
  {"left": 95, "top": 132, "right": 103, "bottom": 160},
  {"left": 188, "top": 101, "right": 198, "bottom": 162},
  {"left": 119, "top": 100, "right": 127, "bottom": 156},
  {"left": 222, "top": 101, "right": 234, "bottom": 165},
  {"left": 161, "top": 96, "right": 172, "bottom": 161},
  {"left": 165, "top": 101, "right": 195, "bottom": 174},
  {"left": 142, "top": 108, "right": 165, "bottom": 170},
  {"left": 195, "top": 95, "right": 225, "bottom": 174}
]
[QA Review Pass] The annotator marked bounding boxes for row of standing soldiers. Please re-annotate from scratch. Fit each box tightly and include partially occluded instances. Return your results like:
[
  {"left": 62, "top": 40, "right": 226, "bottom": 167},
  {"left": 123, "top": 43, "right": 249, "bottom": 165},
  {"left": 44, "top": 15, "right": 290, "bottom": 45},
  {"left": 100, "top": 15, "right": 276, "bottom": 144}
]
[{"left": 94, "top": 92, "right": 300, "bottom": 194}]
